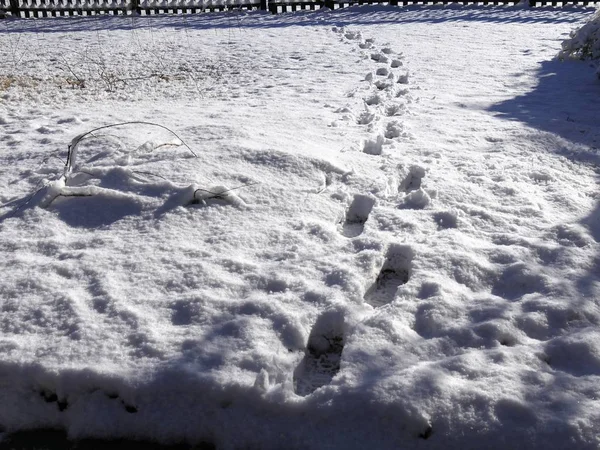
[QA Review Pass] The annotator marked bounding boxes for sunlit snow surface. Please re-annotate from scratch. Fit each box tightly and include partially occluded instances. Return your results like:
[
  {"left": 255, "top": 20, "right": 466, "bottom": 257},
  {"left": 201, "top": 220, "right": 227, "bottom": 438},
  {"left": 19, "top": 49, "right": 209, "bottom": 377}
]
[{"left": 1, "top": 5, "right": 600, "bottom": 449}]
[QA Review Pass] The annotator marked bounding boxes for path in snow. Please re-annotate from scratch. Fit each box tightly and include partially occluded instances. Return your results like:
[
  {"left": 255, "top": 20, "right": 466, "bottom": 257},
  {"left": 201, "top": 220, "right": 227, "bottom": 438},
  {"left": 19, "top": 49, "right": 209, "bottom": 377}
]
[{"left": 293, "top": 24, "right": 420, "bottom": 395}]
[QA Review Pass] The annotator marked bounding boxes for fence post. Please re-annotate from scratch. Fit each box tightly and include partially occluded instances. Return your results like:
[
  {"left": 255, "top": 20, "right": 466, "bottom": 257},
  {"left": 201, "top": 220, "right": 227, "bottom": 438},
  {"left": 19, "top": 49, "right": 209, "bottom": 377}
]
[
  {"left": 131, "top": 0, "right": 140, "bottom": 14},
  {"left": 260, "top": 0, "right": 268, "bottom": 10},
  {"left": 10, "top": 0, "right": 20, "bottom": 17}
]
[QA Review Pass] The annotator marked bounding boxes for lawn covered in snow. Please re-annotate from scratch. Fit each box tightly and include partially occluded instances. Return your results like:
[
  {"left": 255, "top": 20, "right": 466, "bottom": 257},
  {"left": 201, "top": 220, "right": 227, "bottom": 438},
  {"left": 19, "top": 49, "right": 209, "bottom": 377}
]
[{"left": 0, "top": 4, "right": 600, "bottom": 449}]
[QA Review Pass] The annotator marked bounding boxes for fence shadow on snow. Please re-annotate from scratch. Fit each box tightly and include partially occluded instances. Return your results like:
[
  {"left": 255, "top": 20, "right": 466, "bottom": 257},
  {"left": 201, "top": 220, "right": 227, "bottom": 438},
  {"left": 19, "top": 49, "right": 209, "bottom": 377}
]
[
  {"left": 0, "top": 0, "right": 598, "bottom": 19},
  {"left": 0, "top": 4, "right": 595, "bottom": 35}
]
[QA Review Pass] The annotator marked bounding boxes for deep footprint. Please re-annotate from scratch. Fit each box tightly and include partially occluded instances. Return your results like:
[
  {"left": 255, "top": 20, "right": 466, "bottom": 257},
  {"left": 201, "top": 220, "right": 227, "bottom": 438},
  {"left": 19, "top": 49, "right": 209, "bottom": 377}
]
[
  {"left": 364, "top": 244, "right": 414, "bottom": 307},
  {"left": 385, "top": 103, "right": 406, "bottom": 117},
  {"left": 293, "top": 310, "right": 345, "bottom": 397},
  {"left": 399, "top": 165, "right": 426, "bottom": 192},
  {"left": 385, "top": 121, "right": 404, "bottom": 139},
  {"left": 342, "top": 194, "right": 375, "bottom": 238},
  {"left": 363, "top": 134, "right": 385, "bottom": 155},
  {"left": 365, "top": 93, "right": 384, "bottom": 106}
]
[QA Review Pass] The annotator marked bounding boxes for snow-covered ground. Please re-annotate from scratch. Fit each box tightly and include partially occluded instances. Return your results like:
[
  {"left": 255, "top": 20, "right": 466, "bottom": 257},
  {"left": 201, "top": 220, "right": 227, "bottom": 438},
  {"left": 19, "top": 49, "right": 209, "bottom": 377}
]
[{"left": 1, "top": 5, "right": 600, "bottom": 449}]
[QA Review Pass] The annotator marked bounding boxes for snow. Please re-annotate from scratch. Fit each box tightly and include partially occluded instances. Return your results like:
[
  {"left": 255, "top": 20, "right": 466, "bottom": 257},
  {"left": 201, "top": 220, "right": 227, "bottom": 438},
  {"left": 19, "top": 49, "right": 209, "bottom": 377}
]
[
  {"left": 1, "top": 4, "right": 600, "bottom": 449},
  {"left": 561, "top": 7, "right": 600, "bottom": 61}
]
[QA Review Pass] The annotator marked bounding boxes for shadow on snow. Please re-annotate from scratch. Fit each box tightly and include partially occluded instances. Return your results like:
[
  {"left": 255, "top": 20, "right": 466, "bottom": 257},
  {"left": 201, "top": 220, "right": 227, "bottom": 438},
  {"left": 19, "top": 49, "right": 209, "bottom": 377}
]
[
  {"left": 0, "top": 4, "right": 595, "bottom": 35},
  {"left": 489, "top": 56, "right": 600, "bottom": 301}
]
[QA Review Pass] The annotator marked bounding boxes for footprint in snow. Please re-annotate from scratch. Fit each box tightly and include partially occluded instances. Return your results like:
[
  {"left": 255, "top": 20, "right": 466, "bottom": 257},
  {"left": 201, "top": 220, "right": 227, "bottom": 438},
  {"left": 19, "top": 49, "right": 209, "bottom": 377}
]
[
  {"left": 293, "top": 310, "right": 345, "bottom": 396},
  {"left": 370, "top": 52, "right": 389, "bottom": 64},
  {"left": 399, "top": 165, "right": 426, "bottom": 192},
  {"left": 363, "top": 135, "right": 385, "bottom": 156},
  {"left": 364, "top": 244, "right": 414, "bottom": 307},
  {"left": 365, "top": 93, "right": 385, "bottom": 106},
  {"left": 385, "top": 121, "right": 404, "bottom": 139},
  {"left": 344, "top": 30, "right": 362, "bottom": 41},
  {"left": 341, "top": 194, "right": 376, "bottom": 238},
  {"left": 396, "top": 88, "right": 410, "bottom": 98},
  {"left": 357, "top": 109, "right": 377, "bottom": 125},
  {"left": 374, "top": 79, "right": 394, "bottom": 91},
  {"left": 385, "top": 103, "right": 406, "bottom": 117},
  {"left": 433, "top": 210, "right": 458, "bottom": 229},
  {"left": 397, "top": 72, "right": 410, "bottom": 85}
]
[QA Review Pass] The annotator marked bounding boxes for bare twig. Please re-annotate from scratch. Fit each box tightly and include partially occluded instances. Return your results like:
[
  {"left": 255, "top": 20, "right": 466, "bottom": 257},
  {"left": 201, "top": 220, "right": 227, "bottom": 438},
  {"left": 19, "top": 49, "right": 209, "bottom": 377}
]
[
  {"left": 58, "top": 54, "right": 86, "bottom": 89},
  {"left": 41, "top": 149, "right": 67, "bottom": 166},
  {"left": 54, "top": 193, "right": 94, "bottom": 199},
  {"left": 129, "top": 170, "right": 171, "bottom": 182},
  {"left": 193, "top": 181, "right": 260, "bottom": 201},
  {"left": 66, "top": 121, "right": 198, "bottom": 174}
]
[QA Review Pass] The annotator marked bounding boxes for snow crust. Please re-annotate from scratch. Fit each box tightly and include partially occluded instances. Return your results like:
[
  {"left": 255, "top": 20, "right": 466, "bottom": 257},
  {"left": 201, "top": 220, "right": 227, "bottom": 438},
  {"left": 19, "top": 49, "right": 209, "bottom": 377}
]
[{"left": 1, "top": 5, "right": 600, "bottom": 449}]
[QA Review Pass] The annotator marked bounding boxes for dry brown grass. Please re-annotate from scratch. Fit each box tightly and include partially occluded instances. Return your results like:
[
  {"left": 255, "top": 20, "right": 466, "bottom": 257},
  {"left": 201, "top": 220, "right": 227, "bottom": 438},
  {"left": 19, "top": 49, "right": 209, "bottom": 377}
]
[
  {"left": 0, "top": 75, "right": 41, "bottom": 91},
  {"left": 0, "top": 76, "right": 16, "bottom": 91}
]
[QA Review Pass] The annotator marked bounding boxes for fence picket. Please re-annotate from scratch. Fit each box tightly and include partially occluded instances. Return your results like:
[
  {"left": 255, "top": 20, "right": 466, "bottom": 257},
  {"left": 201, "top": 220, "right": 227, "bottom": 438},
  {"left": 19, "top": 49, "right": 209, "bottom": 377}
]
[{"left": 0, "top": 0, "right": 597, "bottom": 18}]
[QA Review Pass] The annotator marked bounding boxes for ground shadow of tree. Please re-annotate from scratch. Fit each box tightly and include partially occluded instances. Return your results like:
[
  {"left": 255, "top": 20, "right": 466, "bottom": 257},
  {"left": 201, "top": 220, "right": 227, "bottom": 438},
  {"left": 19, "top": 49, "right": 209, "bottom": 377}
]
[
  {"left": 491, "top": 58, "right": 600, "bottom": 153},
  {"left": 490, "top": 57, "right": 600, "bottom": 300}
]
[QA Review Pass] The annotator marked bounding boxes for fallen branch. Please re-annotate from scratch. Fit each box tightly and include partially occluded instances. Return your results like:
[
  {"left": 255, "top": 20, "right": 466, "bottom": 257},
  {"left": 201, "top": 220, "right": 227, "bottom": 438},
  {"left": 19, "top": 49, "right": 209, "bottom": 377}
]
[{"left": 66, "top": 121, "right": 197, "bottom": 175}]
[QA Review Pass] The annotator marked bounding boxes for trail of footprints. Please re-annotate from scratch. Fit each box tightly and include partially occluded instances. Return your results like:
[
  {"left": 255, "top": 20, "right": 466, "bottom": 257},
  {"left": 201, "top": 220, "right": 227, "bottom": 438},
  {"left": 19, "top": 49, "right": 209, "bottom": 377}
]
[
  {"left": 339, "top": 23, "right": 427, "bottom": 302},
  {"left": 295, "top": 33, "right": 453, "bottom": 437},
  {"left": 295, "top": 28, "right": 432, "bottom": 402},
  {"left": 332, "top": 26, "right": 426, "bottom": 308}
]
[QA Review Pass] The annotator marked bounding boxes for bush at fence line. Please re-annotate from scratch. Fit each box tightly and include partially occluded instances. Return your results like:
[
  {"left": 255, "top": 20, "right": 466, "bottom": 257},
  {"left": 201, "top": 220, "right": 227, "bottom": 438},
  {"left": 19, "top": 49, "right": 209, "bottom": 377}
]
[{"left": 559, "top": 7, "right": 600, "bottom": 78}]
